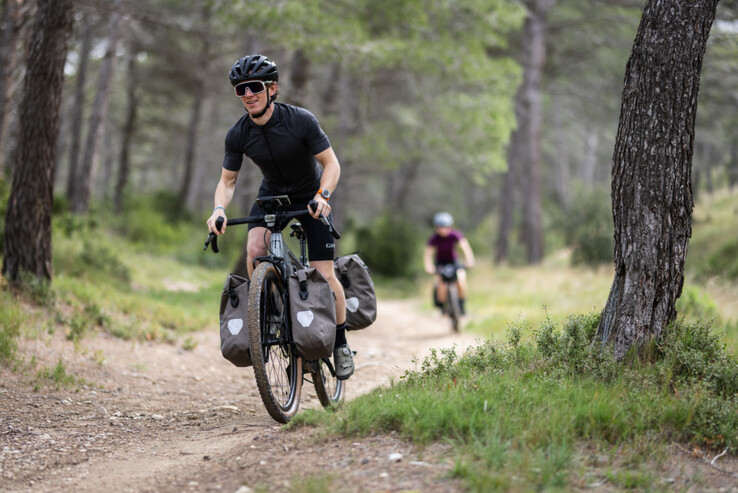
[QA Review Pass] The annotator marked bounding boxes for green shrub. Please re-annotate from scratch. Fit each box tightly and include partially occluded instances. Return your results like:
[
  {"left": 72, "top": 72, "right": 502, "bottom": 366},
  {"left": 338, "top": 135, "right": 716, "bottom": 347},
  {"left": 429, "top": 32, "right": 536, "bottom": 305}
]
[
  {"left": 36, "top": 357, "right": 79, "bottom": 388},
  {"left": 705, "top": 240, "right": 738, "bottom": 280},
  {"left": 552, "top": 186, "right": 613, "bottom": 266},
  {"left": 355, "top": 212, "right": 423, "bottom": 277},
  {"left": 54, "top": 238, "right": 130, "bottom": 285},
  {"left": 0, "top": 178, "right": 10, "bottom": 252},
  {"left": 676, "top": 284, "right": 719, "bottom": 321},
  {"left": 687, "top": 191, "right": 738, "bottom": 281},
  {"left": 657, "top": 319, "right": 738, "bottom": 397},
  {"left": 0, "top": 290, "right": 24, "bottom": 363}
]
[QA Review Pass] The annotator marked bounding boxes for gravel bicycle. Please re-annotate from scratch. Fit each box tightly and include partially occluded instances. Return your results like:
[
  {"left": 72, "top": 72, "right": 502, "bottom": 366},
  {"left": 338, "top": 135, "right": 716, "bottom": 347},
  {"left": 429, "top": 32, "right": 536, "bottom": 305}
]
[
  {"left": 204, "top": 195, "right": 345, "bottom": 422},
  {"left": 437, "top": 263, "right": 462, "bottom": 332}
]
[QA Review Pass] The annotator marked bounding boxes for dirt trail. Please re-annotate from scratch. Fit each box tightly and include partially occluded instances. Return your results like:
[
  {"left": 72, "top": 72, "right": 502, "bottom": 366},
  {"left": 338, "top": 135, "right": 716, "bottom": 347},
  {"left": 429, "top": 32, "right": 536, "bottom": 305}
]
[{"left": 0, "top": 299, "right": 481, "bottom": 492}]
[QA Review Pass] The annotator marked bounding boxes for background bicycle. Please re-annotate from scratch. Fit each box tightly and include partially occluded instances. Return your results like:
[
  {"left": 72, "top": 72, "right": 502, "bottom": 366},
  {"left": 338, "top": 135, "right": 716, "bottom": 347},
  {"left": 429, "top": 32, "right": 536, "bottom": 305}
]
[
  {"left": 205, "top": 195, "right": 344, "bottom": 422},
  {"left": 436, "top": 263, "right": 462, "bottom": 332}
]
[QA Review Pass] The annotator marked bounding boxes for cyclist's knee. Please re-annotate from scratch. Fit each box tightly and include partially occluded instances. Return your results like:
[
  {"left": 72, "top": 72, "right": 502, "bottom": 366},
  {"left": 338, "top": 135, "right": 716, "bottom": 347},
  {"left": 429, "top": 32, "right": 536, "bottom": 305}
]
[
  {"left": 310, "top": 260, "right": 336, "bottom": 282},
  {"left": 247, "top": 242, "right": 267, "bottom": 260}
]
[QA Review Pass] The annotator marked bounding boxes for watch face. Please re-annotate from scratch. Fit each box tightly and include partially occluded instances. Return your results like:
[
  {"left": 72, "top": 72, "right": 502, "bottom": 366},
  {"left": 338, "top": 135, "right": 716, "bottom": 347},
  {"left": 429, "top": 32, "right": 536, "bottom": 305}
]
[{"left": 321, "top": 189, "right": 331, "bottom": 199}]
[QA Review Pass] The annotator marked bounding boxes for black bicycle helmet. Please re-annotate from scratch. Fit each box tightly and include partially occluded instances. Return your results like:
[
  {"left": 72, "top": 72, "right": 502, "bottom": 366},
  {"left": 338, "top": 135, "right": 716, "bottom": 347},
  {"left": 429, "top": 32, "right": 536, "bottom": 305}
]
[{"left": 229, "top": 54, "right": 278, "bottom": 86}]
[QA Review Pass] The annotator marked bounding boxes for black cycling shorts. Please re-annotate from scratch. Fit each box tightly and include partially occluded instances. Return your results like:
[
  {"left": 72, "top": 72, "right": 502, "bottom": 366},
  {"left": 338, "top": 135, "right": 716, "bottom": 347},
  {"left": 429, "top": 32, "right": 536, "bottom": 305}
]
[{"left": 247, "top": 194, "right": 336, "bottom": 262}]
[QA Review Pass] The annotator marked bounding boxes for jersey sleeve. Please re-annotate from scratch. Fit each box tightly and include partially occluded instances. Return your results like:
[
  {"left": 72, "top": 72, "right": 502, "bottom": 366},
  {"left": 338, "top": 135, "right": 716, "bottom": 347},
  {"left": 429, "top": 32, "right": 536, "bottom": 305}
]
[
  {"left": 222, "top": 124, "right": 243, "bottom": 171},
  {"left": 300, "top": 109, "right": 331, "bottom": 155}
]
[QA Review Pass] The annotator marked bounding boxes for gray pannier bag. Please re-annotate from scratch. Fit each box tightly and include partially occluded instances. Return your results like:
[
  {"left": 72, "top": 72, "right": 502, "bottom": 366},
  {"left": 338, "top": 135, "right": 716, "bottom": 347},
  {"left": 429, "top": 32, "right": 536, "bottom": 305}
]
[
  {"left": 219, "top": 274, "right": 252, "bottom": 367},
  {"left": 288, "top": 268, "right": 336, "bottom": 360},
  {"left": 334, "top": 253, "right": 377, "bottom": 330}
]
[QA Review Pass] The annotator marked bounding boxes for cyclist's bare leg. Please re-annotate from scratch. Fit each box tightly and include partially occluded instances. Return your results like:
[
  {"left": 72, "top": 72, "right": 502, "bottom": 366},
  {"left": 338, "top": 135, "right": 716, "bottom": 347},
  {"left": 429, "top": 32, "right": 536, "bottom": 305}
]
[
  {"left": 311, "top": 260, "right": 346, "bottom": 325},
  {"left": 456, "top": 268, "right": 468, "bottom": 299},
  {"left": 246, "top": 227, "right": 270, "bottom": 278},
  {"left": 313, "top": 259, "right": 353, "bottom": 379},
  {"left": 436, "top": 275, "right": 448, "bottom": 303}
]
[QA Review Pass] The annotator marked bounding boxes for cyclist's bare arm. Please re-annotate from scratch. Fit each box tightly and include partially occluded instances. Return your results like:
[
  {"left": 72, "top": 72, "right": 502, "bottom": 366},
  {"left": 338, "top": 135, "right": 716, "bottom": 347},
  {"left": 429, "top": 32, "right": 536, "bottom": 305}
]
[
  {"left": 311, "top": 147, "right": 340, "bottom": 218},
  {"left": 207, "top": 169, "right": 239, "bottom": 235},
  {"left": 459, "top": 238, "right": 476, "bottom": 268},
  {"left": 423, "top": 245, "right": 436, "bottom": 275}
]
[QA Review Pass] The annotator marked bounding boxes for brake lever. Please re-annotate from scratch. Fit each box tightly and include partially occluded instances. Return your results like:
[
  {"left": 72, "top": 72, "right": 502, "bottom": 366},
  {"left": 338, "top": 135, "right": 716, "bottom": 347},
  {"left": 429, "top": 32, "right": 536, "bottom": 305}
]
[
  {"left": 203, "top": 217, "right": 225, "bottom": 253},
  {"left": 308, "top": 200, "right": 341, "bottom": 240}
]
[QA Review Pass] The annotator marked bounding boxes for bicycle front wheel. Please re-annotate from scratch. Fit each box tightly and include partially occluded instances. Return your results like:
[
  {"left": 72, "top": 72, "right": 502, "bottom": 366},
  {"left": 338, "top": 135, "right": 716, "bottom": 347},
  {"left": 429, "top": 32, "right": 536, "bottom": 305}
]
[
  {"left": 447, "top": 283, "right": 461, "bottom": 332},
  {"left": 309, "top": 357, "right": 345, "bottom": 407},
  {"left": 248, "top": 262, "right": 302, "bottom": 423}
]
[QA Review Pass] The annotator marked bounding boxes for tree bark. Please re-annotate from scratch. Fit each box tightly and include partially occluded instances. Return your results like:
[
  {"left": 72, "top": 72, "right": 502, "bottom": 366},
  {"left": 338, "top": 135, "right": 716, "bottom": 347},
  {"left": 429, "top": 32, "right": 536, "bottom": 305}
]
[
  {"left": 2, "top": 0, "right": 72, "bottom": 282},
  {"left": 71, "top": 2, "right": 123, "bottom": 213},
  {"left": 496, "top": 127, "right": 520, "bottom": 264},
  {"left": 287, "top": 49, "right": 311, "bottom": 108},
  {"left": 596, "top": 0, "right": 719, "bottom": 359},
  {"left": 498, "top": 0, "right": 555, "bottom": 264},
  {"left": 65, "top": 12, "right": 93, "bottom": 202},
  {"left": 0, "top": 0, "right": 27, "bottom": 176},
  {"left": 518, "top": 0, "right": 555, "bottom": 264},
  {"left": 115, "top": 45, "right": 138, "bottom": 213},
  {"left": 178, "top": 4, "right": 211, "bottom": 212}
]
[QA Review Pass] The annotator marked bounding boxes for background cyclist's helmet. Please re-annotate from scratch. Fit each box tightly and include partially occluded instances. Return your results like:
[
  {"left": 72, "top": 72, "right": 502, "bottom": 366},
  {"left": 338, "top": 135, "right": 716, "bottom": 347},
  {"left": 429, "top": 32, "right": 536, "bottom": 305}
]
[
  {"left": 433, "top": 212, "right": 454, "bottom": 227},
  {"left": 229, "top": 54, "right": 278, "bottom": 86}
]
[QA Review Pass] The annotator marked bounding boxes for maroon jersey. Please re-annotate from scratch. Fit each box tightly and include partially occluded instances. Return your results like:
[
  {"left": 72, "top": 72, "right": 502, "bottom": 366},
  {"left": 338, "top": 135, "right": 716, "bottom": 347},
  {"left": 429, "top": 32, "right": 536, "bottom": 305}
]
[{"left": 427, "top": 229, "right": 464, "bottom": 263}]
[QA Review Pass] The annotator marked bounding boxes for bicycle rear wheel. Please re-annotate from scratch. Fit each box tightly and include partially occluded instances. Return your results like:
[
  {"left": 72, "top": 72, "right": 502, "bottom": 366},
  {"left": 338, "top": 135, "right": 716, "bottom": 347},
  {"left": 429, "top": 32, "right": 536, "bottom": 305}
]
[
  {"left": 309, "top": 357, "right": 345, "bottom": 407},
  {"left": 447, "top": 283, "right": 461, "bottom": 332},
  {"left": 248, "top": 262, "right": 302, "bottom": 423}
]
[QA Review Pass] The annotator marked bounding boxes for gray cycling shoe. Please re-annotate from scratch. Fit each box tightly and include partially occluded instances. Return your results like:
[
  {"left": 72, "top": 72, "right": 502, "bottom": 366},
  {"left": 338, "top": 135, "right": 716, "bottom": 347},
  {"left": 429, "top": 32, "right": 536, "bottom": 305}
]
[{"left": 333, "top": 345, "right": 355, "bottom": 380}]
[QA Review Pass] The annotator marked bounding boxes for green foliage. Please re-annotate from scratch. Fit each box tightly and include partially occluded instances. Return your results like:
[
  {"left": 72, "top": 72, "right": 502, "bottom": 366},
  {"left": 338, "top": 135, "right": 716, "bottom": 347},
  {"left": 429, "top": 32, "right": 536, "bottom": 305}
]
[
  {"left": 0, "top": 289, "right": 24, "bottom": 364},
  {"left": 688, "top": 192, "right": 738, "bottom": 281},
  {"left": 657, "top": 320, "right": 738, "bottom": 397},
  {"left": 35, "top": 357, "right": 80, "bottom": 389},
  {"left": 14, "top": 270, "right": 55, "bottom": 307},
  {"left": 676, "top": 284, "right": 719, "bottom": 321},
  {"left": 0, "top": 178, "right": 9, "bottom": 252},
  {"left": 53, "top": 213, "right": 131, "bottom": 285},
  {"left": 355, "top": 212, "right": 423, "bottom": 278},
  {"left": 112, "top": 193, "right": 193, "bottom": 253},
  {"left": 551, "top": 186, "right": 613, "bottom": 266}
]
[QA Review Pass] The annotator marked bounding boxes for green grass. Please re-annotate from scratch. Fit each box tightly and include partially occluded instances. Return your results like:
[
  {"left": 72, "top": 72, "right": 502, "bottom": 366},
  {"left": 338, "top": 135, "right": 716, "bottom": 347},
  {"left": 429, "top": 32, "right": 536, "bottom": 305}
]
[
  {"left": 689, "top": 189, "right": 738, "bottom": 282},
  {"left": 35, "top": 357, "right": 82, "bottom": 389},
  {"left": 0, "top": 289, "right": 24, "bottom": 363},
  {"left": 294, "top": 317, "right": 738, "bottom": 492}
]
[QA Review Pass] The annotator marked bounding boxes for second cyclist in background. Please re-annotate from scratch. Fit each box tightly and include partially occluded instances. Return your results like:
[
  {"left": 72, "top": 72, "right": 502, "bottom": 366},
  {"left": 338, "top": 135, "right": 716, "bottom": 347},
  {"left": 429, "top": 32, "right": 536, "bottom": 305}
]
[{"left": 423, "top": 212, "right": 476, "bottom": 315}]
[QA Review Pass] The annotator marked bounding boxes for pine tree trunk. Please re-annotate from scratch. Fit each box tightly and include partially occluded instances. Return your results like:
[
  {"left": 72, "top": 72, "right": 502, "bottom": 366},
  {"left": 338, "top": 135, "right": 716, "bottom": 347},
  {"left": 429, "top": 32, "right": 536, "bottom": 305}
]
[
  {"left": 65, "top": 12, "right": 92, "bottom": 201},
  {"left": 115, "top": 46, "right": 138, "bottom": 213},
  {"left": 2, "top": 0, "right": 73, "bottom": 282},
  {"left": 178, "top": 5, "right": 211, "bottom": 212},
  {"left": 518, "top": 1, "right": 554, "bottom": 264},
  {"left": 495, "top": 126, "right": 519, "bottom": 264},
  {"left": 71, "top": 3, "right": 123, "bottom": 213},
  {"left": 596, "top": 0, "right": 719, "bottom": 359},
  {"left": 0, "top": 0, "right": 25, "bottom": 176}
]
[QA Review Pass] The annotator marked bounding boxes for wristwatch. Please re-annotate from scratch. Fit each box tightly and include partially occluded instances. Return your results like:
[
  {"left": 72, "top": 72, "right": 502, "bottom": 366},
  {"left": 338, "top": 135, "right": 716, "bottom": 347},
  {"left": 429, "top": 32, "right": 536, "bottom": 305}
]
[{"left": 318, "top": 189, "right": 331, "bottom": 201}]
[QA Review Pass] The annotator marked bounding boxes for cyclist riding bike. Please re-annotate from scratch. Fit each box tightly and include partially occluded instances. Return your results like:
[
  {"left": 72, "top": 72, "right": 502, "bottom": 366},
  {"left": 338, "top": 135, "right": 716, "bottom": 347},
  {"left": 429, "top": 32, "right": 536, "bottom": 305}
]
[
  {"left": 206, "top": 54, "right": 354, "bottom": 380},
  {"left": 423, "top": 212, "right": 476, "bottom": 315}
]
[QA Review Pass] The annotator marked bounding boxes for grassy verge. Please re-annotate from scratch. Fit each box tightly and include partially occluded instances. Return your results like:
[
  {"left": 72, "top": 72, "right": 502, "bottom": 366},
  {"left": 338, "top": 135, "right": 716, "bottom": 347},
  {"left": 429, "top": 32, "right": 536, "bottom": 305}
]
[{"left": 293, "top": 314, "right": 738, "bottom": 491}]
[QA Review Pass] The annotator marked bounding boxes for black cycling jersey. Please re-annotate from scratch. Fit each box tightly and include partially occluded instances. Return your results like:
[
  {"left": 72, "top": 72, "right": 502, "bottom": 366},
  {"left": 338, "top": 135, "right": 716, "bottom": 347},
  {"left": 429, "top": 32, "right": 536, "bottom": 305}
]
[{"left": 222, "top": 102, "right": 331, "bottom": 199}]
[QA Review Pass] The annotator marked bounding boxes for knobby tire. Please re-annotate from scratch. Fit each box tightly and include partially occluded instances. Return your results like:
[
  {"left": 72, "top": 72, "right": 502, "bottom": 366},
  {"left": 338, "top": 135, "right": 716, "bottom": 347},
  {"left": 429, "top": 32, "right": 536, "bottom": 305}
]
[
  {"left": 447, "top": 282, "right": 461, "bottom": 332},
  {"left": 248, "top": 262, "right": 302, "bottom": 423},
  {"left": 310, "top": 358, "right": 345, "bottom": 407}
]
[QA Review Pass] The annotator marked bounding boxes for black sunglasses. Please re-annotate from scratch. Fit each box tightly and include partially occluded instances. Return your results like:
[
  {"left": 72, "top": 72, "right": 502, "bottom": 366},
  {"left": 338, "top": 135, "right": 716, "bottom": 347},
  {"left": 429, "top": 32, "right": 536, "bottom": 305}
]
[{"left": 234, "top": 80, "right": 268, "bottom": 97}]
